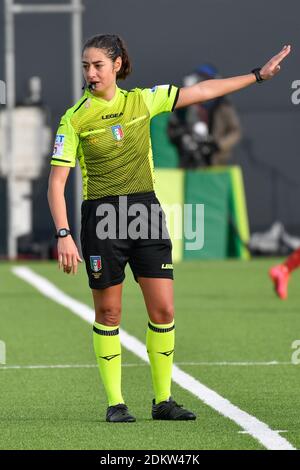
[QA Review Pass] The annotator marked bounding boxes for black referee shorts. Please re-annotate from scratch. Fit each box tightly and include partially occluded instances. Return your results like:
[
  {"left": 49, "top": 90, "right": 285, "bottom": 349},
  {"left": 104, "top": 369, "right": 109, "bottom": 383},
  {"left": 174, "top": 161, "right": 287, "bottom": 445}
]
[{"left": 80, "top": 191, "right": 173, "bottom": 289}]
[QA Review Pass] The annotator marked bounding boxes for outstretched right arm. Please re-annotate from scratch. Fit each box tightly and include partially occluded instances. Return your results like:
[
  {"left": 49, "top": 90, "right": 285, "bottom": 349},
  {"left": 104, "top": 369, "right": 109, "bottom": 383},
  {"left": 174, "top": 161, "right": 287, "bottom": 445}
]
[
  {"left": 175, "top": 45, "right": 291, "bottom": 109},
  {"left": 47, "top": 166, "right": 82, "bottom": 274}
]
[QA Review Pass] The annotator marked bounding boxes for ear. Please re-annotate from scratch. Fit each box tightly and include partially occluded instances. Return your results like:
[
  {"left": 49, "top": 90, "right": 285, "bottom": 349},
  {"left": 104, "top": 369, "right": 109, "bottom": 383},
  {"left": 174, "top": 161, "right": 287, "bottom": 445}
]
[{"left": 114, "top": 57, "right": 122, "bottom": 73}]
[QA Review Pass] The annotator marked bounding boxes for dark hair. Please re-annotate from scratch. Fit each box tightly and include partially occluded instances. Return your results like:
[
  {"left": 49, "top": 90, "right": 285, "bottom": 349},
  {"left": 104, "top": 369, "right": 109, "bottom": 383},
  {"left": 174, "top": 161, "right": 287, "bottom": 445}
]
[{"left": 82, "top": 34, "right": 132, "bottom": 80}]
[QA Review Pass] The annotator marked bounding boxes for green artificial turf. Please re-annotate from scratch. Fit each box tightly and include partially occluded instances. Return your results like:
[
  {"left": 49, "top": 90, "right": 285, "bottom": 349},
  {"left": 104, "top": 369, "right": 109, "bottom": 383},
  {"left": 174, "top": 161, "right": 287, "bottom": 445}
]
[{"left": 0, "top": 259, "right": 299, "bottom": 450}]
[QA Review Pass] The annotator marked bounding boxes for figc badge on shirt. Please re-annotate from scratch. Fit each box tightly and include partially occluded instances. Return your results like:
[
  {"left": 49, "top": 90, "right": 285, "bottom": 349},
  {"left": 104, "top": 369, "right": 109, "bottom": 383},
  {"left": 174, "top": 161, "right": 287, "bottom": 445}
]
[{"left": 111, "top": 125, "right": 124, "bottom": 141}]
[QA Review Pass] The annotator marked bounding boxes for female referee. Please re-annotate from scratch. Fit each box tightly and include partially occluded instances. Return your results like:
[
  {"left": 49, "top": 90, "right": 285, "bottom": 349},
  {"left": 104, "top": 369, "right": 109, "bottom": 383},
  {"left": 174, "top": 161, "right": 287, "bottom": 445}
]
[{"left": 48, "top": 34, "right": 291, "bottom": 423}]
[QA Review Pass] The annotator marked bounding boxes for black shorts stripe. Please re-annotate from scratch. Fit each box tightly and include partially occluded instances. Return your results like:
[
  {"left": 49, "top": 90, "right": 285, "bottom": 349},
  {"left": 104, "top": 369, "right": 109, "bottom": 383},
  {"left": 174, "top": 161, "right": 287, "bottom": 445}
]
[
  {"left": 148, "top": 322, "right": 175, "bottom": 333},
  {"left": 93, "top": 325, "right": 119, "bottom": 336}
]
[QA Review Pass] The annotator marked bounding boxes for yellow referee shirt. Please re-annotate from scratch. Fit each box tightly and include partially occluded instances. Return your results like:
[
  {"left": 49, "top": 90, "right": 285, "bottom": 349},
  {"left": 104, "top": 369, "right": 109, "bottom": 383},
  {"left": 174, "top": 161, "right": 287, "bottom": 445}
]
[{"left": 51, "top": 84, "right": 179, "bottom": 199}]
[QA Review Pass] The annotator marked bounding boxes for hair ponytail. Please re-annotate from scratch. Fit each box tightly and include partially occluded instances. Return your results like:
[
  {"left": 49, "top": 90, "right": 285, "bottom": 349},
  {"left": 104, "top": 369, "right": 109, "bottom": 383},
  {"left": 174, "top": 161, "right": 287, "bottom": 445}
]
[{"left": 115, "top": 36, "right": 132, "bottom": 80}]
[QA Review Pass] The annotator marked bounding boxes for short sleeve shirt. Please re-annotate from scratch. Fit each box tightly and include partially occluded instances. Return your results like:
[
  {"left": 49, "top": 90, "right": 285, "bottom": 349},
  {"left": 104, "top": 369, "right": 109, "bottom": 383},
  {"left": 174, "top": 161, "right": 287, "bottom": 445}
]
[{"left": 50, "top": 84, "right": 179, "bottom": 199}]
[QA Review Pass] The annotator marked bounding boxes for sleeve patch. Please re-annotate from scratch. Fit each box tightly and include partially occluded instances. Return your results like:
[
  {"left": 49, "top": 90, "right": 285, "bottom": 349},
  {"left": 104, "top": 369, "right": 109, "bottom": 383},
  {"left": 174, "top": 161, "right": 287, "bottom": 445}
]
[
  {"left": 150, "top": 84, "right": 169, "bottom": 93},
  {"left": 52, "top": 134, "right": 65, "bottom": 157}
]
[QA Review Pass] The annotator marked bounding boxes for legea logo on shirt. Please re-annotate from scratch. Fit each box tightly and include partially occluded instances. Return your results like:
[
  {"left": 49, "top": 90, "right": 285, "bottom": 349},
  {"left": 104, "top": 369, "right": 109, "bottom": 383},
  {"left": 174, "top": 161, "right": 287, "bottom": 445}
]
[
  {"left": 102, "top": 112, "right": 124, "bottom": 120},
  {"left": 111, "top": 124, "right": 124, "bottom": 141}
]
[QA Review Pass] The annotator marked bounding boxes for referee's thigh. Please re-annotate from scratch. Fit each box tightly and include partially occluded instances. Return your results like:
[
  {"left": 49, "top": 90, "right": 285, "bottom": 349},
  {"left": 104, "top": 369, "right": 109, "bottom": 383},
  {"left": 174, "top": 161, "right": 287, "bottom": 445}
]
[{"left": 138, "top": 278, "right": 174, "bottom": 325}]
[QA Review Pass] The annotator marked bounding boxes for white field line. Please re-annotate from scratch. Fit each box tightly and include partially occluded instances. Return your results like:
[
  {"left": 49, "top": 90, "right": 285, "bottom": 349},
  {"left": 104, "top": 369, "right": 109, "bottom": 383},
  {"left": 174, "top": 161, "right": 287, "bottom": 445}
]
[
  {"left": 0, "top": 363, "right": 140, "bottom": 370},
  {"left": 0, "top": 361, "right": 295, "bottom": 370},
  {"left": 12, "top": 266, "right": 296, "bottom": 451},
  {"left": 239, "top": 430, "right": 288, "bottom": 435},
  {"left": 179, "top": 361, "right": 293, "bottom": 366}
]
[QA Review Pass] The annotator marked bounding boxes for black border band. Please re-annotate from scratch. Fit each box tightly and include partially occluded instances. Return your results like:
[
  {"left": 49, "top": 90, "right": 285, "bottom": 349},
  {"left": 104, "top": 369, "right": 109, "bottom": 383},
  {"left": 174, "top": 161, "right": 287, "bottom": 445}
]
[
  {"left": 171, "top": 88, "right": 180, "bottom": 111},
  {"left": 51, "top": 158, "right": 72, "bottom": 163},
  {"left": 73, "top": 98, "right": 88, "bottom": 113},
  {"left": 93, "top": 325, "right": 119, "bottom": 336},
  {"left": 148, "top": 322, "right": 175, "bottom": 333}
]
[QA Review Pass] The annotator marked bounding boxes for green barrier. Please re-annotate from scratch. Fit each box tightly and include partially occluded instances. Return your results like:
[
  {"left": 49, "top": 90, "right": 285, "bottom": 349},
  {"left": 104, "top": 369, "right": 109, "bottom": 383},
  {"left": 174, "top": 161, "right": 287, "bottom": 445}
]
[
  {"left": 203, "top": 166, "right": 250, "bottom": 259},
  {"left": 184, "top": 171, "right": 230, "bottom": 259},
  {"left": 154, "top": 166, "right": 249, "bottom": 261},
  {"left": 154, "top": 169, "right": 184, "bottom": 263},
  {"left": 228, "top": 167, "right": 250, "bottom": 260},
  {"left": 184, "top": 166, "right": 250, "bottom": 260},
  {"left": 151, "top": 114, "right": 179, "bottom": 168}
]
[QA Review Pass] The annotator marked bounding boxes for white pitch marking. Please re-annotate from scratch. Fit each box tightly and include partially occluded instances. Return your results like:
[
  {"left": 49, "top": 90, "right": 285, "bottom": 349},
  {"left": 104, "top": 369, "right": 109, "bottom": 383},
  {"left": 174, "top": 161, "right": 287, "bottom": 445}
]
[
  {"left": 239, "top": 430, "right": 288, "bottom": 434},
  {"left": 174, "top": 361, "right": 293, "bottom": 366},
  {"left": 0, "top": 361, "right": 294, "bottom": 371},
  {"left": 0, "top": 363, "right": 144, "bottom": 370},
  {"left": 12, "top": 266, "right": 296, "bottom": 451}
]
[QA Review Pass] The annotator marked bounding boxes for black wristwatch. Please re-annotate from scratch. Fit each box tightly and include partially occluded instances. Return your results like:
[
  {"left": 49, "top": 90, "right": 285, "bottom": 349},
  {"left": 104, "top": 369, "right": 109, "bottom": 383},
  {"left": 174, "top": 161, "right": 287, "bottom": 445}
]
[
  {"left": 55, "top": 228, "right": 71, "bottom": 239},
  {"left": 251, "top": 68, "right": 264, "bottom": 83}
]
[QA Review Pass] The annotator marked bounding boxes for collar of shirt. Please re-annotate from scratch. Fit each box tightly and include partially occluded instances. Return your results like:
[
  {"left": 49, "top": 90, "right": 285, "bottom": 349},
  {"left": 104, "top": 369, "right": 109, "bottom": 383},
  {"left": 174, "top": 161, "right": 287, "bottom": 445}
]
[{"left": 85, "top": 85, "right": 121, "bottom": 108}]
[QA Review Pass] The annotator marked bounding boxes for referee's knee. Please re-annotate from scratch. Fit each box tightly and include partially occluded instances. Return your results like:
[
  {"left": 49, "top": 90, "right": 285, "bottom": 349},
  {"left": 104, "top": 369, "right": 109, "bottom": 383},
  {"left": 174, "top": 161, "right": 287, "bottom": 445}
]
[
  {"left": 95, "top": 306, "right": 121, "bottom": 326},
  {"left": 149, "top": 306, "right": 174, "bottom": 325}
]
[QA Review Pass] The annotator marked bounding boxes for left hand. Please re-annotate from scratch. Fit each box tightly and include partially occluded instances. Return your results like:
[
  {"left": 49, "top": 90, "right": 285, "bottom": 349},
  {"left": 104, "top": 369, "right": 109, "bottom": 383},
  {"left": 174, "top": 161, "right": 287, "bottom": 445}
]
[{"left": 260, "top": 45, "right": 291, "bottom": 80}]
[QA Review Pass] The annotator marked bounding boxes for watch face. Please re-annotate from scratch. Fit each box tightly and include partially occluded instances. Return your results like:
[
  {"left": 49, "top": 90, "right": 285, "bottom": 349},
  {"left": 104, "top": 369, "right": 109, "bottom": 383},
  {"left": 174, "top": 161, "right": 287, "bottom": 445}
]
[{"left": 58, "top": 229, "right": 69, "bottom": 237}]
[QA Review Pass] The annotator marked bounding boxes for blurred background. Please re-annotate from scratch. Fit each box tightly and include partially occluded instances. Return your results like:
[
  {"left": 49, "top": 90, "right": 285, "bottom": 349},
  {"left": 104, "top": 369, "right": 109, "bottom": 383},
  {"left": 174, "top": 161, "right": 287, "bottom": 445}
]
[{"left": 0, "top": 0, "right": 299, "bottom": 260}]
